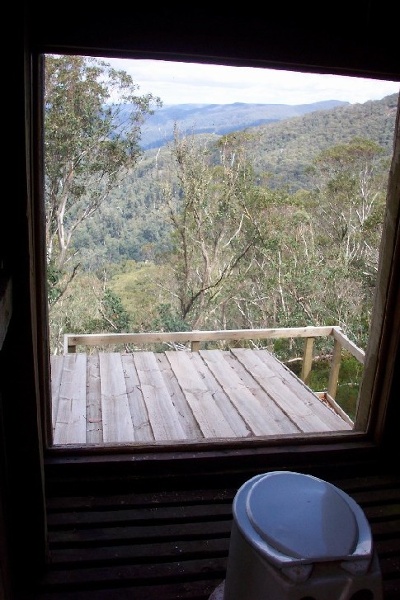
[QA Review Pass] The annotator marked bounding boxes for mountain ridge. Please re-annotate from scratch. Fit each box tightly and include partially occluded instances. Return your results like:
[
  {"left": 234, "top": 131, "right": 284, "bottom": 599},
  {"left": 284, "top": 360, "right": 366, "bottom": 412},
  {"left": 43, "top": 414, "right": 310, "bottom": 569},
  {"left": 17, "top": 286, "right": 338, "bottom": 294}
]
[
  {"left": 74, "top": 93, "right": 399, "bottom": 270},
  {"left": 136, "top": 99, "right": 350, "bottom": 149}
]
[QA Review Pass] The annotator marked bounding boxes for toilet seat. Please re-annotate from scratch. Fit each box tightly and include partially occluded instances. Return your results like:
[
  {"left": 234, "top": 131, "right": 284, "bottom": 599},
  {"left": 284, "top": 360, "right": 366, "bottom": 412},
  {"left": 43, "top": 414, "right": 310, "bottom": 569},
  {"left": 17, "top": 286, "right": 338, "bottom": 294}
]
[{"left": 233, "top": 471, "right": 373, "bottom": 575}]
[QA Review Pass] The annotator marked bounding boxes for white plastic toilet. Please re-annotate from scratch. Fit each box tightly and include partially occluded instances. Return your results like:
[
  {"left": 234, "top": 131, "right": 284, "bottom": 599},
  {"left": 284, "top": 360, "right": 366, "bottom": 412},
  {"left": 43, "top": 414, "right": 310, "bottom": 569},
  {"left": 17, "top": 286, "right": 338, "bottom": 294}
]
[{"left": 222, "top": 471, "right": 383, "bottom": 600}]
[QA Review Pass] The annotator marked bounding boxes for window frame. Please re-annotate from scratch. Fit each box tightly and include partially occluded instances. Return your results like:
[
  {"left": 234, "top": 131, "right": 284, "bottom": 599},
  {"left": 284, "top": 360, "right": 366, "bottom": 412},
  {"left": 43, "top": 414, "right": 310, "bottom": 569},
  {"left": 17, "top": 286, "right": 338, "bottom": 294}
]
[{"left": 32, "top": 49, "right": 400, "bottom": 463}]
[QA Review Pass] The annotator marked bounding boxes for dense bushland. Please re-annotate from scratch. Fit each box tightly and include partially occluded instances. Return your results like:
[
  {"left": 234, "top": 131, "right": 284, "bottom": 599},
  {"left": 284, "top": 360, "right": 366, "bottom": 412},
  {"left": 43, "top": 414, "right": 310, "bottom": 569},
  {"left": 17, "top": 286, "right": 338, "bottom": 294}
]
[{"left": 44, "top": 55, "right": 399, "bottom": 415}]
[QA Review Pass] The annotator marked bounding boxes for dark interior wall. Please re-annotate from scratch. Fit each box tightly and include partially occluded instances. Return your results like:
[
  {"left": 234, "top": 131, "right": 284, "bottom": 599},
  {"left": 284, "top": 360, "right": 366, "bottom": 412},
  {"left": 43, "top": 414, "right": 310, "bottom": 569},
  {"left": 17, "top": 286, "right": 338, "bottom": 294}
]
[
  {"left": 1, "top": 4, "right": 399, "bottom": 598},
  {"left": 25, "top": 1, "right": 400, "bottom": 453},
  {"left": 27, "top": 3, "right": 400, "bottom": 80},
  {"left": 0, "top": 18, "right": 48, "bottom": 596}
]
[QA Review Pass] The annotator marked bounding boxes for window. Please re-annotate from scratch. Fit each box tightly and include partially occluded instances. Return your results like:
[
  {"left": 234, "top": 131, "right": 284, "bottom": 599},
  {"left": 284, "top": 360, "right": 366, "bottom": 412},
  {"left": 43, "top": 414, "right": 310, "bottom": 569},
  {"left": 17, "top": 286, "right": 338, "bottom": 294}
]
[{"left": 39, "top": 53, "right": 400, "bottom": 451}]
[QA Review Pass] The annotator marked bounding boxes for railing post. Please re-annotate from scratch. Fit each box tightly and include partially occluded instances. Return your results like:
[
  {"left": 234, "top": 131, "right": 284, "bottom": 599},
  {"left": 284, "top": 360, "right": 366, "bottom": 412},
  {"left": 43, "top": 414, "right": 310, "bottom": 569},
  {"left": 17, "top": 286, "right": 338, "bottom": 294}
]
[
  {"left": 327, "top": 338, "right": 342, "bottom": 400},
  {"left": 63, "top": 335, "right": 76, "bottom": 354},
  {"left": 301, "top": 337, "right": 314, "bottom": 385},
  {"left": 191, "top": 340, "right": 200, "bottom": 352}
]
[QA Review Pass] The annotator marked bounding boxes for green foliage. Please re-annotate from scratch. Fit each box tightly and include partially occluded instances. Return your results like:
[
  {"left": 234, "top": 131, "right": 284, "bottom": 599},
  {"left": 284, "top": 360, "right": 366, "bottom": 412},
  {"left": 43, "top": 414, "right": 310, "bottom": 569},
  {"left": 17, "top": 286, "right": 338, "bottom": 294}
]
[
  {"left": 48, "top": 273, "right": 103, "bottom": 353},
  {"left": 46, "top": 93, "right": 396, "bottom": 376},
  {"left": 46, "top": 261, "right": 64, "bottom": 305},
  {"left": 106, "top": 260, "right": 177, "bottom": 332},
  {"left": 48, "top": 273, "right": 130, "bottom": 353},
  {"left": 43, "top": 77, "right": 399, "bottom": 435},
  {"left": 99, "top": 288, "right": 131, "bottom": 332},
  {"left": 288, "top": 352, "right": 362, "bottom": 421},
  {"left": 44, "top": 54, "right": 162, "bottom": 301},
  {"left": 159, "top": 129, "right": 271, "bottom": 329},
  {"left": 151, "top": 303, "right": 190, "bottom": 332},
  {"left": 72, "top": 94, "right": 397, "bottom": 270},
  {"left": 335, "top": 355, "right": 364, "bottom": 419}
]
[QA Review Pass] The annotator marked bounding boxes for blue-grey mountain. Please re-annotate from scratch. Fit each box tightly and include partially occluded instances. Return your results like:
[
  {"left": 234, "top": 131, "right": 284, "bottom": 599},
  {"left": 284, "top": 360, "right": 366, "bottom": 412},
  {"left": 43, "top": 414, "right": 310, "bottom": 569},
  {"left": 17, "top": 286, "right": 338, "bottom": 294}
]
[
  {"left": 136, "top": 100, "right": 349, "bottom": 149},
  {"left": 76, "top": 93, "right": 398, "bottom": 270}
]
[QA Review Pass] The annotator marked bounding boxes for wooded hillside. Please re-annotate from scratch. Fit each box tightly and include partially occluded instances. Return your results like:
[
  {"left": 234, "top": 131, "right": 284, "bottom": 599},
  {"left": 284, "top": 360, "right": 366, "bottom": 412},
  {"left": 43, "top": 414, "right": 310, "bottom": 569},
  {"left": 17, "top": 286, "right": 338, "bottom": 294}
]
[
  {"left": 136, "top": 99, "right": 349, "bottom": 149},
  {"left": 43, "top": 54, "right": 399, "bottom": 423},
  {"left": 73, "top": 93, "right": 398, "bottom": 268}
]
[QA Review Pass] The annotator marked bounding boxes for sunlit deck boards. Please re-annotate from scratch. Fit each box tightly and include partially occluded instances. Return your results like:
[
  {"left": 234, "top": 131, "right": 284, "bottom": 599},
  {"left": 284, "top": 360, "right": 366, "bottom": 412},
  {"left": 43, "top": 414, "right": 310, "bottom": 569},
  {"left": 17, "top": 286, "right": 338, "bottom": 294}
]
[{"left": 50, "top": 348, "right": 352, "bottom": 445}]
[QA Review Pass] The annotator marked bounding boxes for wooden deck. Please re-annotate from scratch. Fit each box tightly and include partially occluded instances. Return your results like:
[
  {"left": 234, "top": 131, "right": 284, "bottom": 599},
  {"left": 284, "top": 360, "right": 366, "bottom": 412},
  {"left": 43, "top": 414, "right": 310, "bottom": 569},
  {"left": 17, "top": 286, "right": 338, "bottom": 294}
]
[{"left": 50, "top": 347, "right": 352, "bottom": 445}]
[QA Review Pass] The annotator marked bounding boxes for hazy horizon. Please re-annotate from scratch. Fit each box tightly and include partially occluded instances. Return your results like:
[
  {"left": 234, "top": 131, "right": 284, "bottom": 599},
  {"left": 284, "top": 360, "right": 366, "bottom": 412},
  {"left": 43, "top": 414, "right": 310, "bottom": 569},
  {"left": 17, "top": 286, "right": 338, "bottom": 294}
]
[{"left": 105, "top": 57, "right": 399, "bottom": 106}]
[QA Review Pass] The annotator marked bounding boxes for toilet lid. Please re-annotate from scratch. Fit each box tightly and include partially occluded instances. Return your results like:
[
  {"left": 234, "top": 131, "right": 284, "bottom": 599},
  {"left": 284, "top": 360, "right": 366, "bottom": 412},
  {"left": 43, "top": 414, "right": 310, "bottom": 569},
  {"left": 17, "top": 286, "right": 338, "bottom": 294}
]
[{"left": 246, "top": 472, "right": 358, "bottom": 560}]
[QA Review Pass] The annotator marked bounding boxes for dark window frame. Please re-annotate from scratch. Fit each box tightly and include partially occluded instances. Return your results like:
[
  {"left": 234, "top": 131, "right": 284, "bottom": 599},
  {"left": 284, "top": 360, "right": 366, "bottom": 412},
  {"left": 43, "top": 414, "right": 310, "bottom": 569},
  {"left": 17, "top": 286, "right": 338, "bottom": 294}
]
[{"left": 30, "top": 47, "right": 400, "bottom": 466}]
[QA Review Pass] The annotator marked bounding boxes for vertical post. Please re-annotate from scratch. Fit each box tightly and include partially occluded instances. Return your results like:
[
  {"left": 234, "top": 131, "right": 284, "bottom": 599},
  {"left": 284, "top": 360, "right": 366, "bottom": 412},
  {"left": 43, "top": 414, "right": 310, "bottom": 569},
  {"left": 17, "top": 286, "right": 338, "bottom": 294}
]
[
  {"left": 191, "top": 340, "right": 200, "bottom": 352},
  {"left": 63, "top": 335, "right": 76, "bottom": 354},
  {"left": 301, "top": 337, "right": 314, "bottom": 385},
  {"left": 327, "top": 338, "right": 342, "bottom": 400}
]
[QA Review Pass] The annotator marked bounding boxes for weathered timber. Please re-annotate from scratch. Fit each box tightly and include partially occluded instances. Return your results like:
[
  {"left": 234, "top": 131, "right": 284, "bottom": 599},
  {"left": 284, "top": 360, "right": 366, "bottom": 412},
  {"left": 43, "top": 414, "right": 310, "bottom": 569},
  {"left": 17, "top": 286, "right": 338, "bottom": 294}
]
[
  {"left": 64, "top": 326, "right": 336, "bottom": 352},
  {"left": 51, "top": 348, "right": 351, "bottom": 447}
]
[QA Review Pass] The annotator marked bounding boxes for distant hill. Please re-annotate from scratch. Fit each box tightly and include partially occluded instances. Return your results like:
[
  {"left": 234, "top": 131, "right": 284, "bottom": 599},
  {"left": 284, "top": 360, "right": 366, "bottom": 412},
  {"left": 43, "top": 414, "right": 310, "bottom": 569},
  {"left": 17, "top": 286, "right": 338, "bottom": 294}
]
[
  {"left": 135, "top": 100, "right": 349, "bottom": 149},
  {"left": 245, "top": 93, "right": 399, "bottom": 190},
  {"left": 137, "top": 94, "right": 398, "bottom": 191},
  {"left": 75, "top": 93, "right": 399, "bottom": 269}
]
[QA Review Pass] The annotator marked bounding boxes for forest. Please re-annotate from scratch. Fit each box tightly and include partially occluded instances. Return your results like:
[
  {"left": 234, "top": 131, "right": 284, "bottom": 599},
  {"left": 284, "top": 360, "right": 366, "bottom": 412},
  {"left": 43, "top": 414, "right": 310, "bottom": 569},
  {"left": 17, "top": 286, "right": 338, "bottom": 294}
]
[{"left": 44, "top": 55, "right": 399, "bottom": 413}]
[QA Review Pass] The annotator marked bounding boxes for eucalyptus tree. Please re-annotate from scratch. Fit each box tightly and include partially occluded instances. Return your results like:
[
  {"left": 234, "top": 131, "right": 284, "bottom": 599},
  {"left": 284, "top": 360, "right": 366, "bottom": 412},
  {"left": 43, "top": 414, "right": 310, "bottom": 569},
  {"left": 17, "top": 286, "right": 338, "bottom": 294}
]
[
  {"left": 307, "top": 137, "right": 389, "bottom": 346},
  {"left": 161, "top": 129, "right": 261, "bottom": 330},
  {"left": 44, "top": 54, "right": 162, "bottom": 304},
  {"left": 160, "top": 128, "right": 334, "bottom": 337},
  {"left": 310, "top": 137, "right": 387, "bottom": 270}
]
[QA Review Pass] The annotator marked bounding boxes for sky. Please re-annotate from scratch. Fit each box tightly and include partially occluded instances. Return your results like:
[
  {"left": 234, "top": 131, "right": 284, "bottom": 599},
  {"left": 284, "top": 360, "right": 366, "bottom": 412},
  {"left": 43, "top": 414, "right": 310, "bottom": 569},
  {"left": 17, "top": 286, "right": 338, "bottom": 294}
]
[{"left": 106, "top": 58, "right": 399, "bottom": 106}]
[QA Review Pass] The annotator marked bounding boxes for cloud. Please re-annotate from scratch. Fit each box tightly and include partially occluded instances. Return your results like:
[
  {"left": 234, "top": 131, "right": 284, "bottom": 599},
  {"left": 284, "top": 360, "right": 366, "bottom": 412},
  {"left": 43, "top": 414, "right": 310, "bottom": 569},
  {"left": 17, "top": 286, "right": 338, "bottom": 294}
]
[{"left": 106, "top": 58, "right": 399, "bottom": 105}]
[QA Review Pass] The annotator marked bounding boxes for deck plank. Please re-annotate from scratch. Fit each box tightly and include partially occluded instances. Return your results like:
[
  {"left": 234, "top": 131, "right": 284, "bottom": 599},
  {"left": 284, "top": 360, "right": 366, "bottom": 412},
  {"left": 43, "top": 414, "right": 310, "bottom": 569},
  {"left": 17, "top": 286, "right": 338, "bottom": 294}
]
[
  {"left": 86, "top": 354, "right": 102, "bottom": 444},
  {"left": 133, "top": 351, "right": 187, "bottom": 441},
  {"left": 199, "top": 349, "right": 298, "bottom": 435},
  {"left": 99, "top": 353, "right": 134, "bottom": 443},
  {"left": 51, "top": 348, "right": 352, "bottom": 445},
  {"left": 156, "top": 353, "right": 203, "bottom": 439},
  {"left": 165, "top": 351, "right": 238, "bottom": 438},
  {"left": 253, "top": 348, "right": 352, "bottom": 430},
  {"left": 50, "top": 354, "right": 64, "bottom": 430},
  {"left": 121, "top": 354, "right": 153, "bottom": 442},
  {"left": 53, "top": 353, "right": 87, "bottom": 444},
  {"left": 189, "top": 352, "right": 252, "bottom": 437},
  {"left": 231, "top": 347, "right": 350, "bottom": 432},
  {"left": 221, "top": 350, "right": 302, "bottom": 434}
]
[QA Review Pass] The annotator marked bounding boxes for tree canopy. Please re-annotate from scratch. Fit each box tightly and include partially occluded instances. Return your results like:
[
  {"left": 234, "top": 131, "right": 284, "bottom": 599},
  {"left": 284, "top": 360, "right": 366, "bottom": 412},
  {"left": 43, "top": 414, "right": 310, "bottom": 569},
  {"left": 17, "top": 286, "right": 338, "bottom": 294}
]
[
  {"left": 44, "top": 69, "right": 394, "bottom": 360},
  {"left": 44, "top": 54, "right": 162, "bottom": 303}
]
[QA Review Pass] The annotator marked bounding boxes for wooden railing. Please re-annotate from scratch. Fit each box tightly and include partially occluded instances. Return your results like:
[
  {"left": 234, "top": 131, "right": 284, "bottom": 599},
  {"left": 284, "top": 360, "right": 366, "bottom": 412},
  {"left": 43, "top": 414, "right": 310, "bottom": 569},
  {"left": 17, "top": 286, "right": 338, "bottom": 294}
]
[{"left": 63, "top": 326, "right": 365, "bottom": 410}]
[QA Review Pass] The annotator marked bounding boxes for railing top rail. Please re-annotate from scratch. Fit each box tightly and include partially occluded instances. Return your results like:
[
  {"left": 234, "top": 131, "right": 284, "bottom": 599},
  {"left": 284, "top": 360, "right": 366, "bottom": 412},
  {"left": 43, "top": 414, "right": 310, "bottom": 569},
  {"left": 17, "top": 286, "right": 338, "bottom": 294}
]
[
  {"left": 332, "top": 326, "right": 365, "bottom": 364},
  {"left": 64, "top": 326, "right": 335, "bottom": 353}
]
